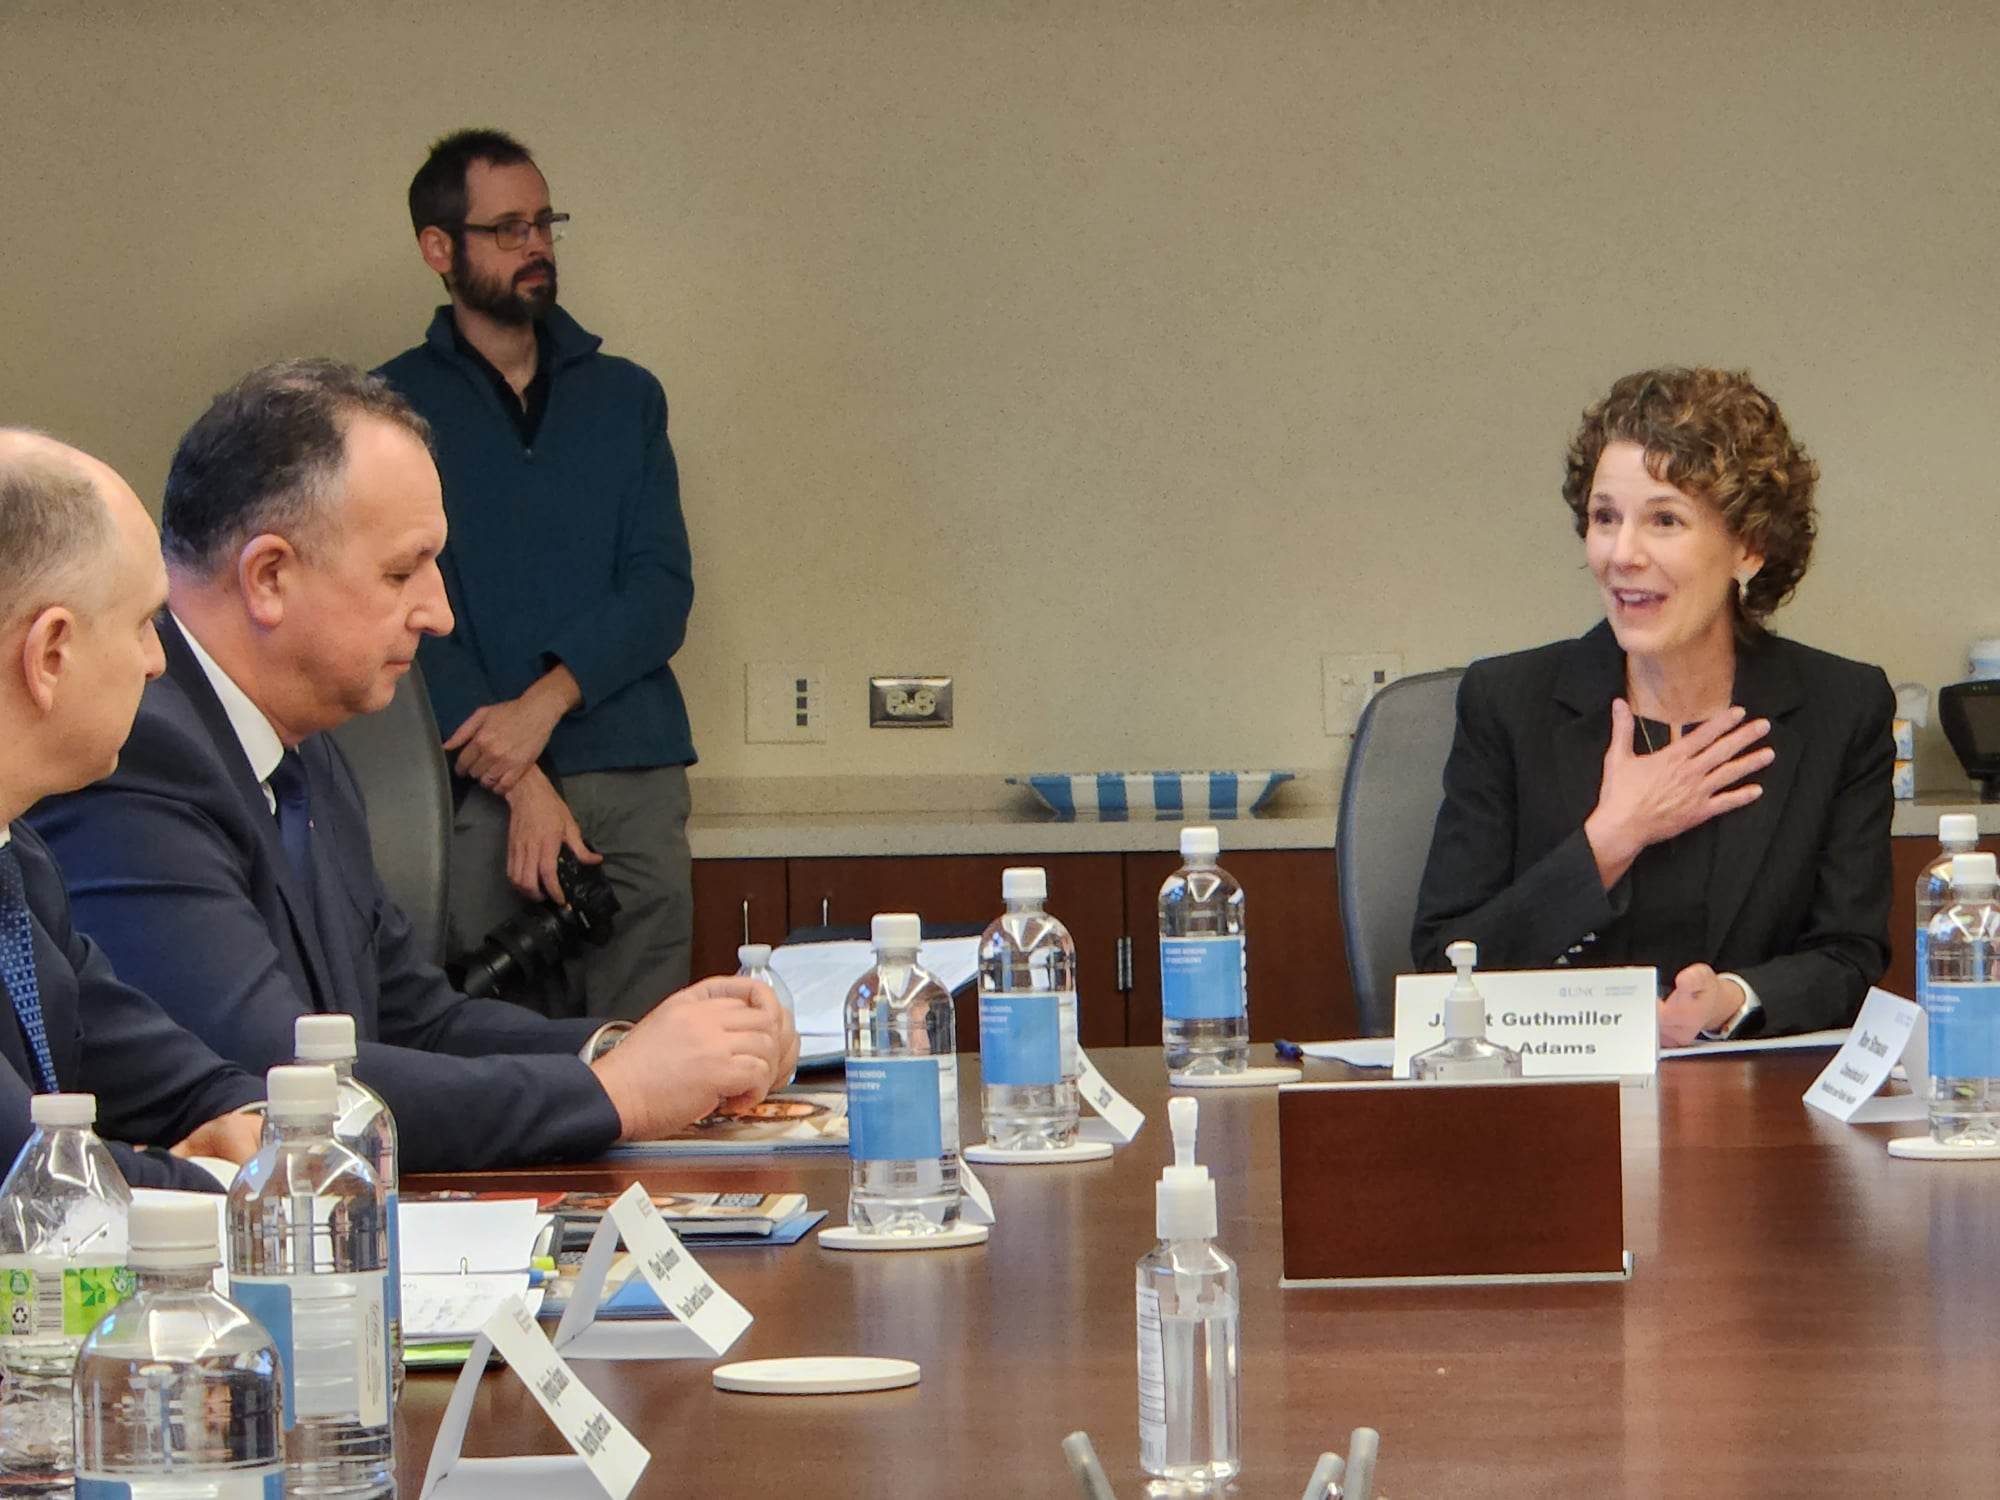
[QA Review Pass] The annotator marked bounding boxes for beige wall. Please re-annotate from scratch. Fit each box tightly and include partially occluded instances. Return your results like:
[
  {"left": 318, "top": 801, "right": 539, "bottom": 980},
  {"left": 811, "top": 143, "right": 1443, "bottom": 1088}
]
[{"left": 5, "top": 0, "right": 1995, "bottom": 794}]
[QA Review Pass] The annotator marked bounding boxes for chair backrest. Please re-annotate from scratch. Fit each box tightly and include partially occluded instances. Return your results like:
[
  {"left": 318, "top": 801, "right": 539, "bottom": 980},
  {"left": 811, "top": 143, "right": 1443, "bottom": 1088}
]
[
  {"left": 325, "top": 661, "right": 452, "bottom": 967},
  {"left": 1336, "top": 668, "right": 1465, "bottom": 1035}
]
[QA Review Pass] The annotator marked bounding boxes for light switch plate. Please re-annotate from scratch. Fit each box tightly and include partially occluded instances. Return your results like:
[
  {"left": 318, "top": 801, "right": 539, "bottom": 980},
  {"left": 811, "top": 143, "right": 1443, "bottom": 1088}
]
[
  {"left": 745, "top": 662, "right": 826, "bottom": 743},
  {"left": 869, "top": 676, "right": 953, "bottom": 728}
]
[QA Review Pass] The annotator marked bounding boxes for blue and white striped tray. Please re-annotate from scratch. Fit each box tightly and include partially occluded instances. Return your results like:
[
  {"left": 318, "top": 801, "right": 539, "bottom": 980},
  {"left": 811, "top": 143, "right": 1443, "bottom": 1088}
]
[{"left": 1009, "top": 770, "right": 1294, "bottom": 821}]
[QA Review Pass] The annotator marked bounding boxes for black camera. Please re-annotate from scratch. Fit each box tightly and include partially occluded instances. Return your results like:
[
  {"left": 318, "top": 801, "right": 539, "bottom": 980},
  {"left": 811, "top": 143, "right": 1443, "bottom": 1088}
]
[{"left": 456, "top": 847, "right": 620, "bottom": 1001}]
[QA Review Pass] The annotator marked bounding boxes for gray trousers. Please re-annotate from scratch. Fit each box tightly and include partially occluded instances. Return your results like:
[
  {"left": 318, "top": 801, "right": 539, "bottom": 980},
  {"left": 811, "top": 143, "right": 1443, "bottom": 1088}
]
[{"left": 447, "top": 764, "right": 693, "bottom": 1022}]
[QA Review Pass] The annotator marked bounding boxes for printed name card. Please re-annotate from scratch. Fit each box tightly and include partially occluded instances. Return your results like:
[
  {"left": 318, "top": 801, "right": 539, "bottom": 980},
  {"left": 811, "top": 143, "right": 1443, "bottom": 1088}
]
[
  {"left": 1804, "top": 988, "right": 1928, "bottom": 1123},
  {"left": 420, "top": 1296, "right": 649, "bottom": 1500},
  {"left": 553, "top": 1183, "right": 752, "bottom": 1361},
  {"left": 1392, "top": 967, "right": 1659, "bottom": 1082},
  {"left": 1075, "top": 1049, "right": 1146, "bottom": 1144}
]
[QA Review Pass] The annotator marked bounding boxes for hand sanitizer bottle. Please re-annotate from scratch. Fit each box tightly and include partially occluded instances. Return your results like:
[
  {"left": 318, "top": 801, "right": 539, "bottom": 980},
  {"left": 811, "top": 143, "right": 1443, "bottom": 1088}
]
[
  {"left": 1136, "top": 1098, "right": 1240, "bottom": 1486},
  {"left": 844, "top": 914, "right": 962, "bottom": 1235},
  {"left": 1158, "top": 827, "right": 1249, "bottom": 1076},
  {"left": 1411, "top": 940, "right": 1522, "bottom": 1081}
]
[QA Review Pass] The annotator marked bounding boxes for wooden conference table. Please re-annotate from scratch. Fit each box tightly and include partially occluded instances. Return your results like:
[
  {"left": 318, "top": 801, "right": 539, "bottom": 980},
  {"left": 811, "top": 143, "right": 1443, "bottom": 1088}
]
[{"left": 397, "top": 1046, "right": 2000, "bottom": 1497}]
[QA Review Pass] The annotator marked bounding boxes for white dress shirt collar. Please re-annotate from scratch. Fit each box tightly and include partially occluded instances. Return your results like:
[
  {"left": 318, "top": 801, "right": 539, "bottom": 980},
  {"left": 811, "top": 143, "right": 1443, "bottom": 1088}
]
[{"left": 172, "top": 612, "right": 286, "bottom": 795}]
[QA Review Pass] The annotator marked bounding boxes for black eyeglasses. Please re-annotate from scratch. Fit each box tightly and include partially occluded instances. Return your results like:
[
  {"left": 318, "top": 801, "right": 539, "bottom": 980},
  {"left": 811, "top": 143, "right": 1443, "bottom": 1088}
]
[{"left": 458, "top": 212, "right": 569, "bottom": 251}]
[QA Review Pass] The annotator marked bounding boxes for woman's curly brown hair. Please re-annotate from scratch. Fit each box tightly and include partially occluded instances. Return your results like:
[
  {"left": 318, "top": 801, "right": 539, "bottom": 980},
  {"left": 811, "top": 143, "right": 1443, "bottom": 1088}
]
[{"left": 1561, "top": 367, "right": 1818, "bottom": 633}]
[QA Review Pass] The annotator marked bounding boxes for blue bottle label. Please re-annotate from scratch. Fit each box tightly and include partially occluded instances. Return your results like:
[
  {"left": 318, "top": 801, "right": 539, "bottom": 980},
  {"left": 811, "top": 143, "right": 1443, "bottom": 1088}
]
[
  {"left": 979, "top": 993, "right": 1064, "bottom": 1085},
  {"left": 1160, "top": 936, "right": 1246, "bottom": 1020},
  {"left": 847, "top": 1056, "right": 945, "bottom": 1161},
  {"left": 1927, "top": 982, "right": 2000, "bottom": 1079},
  {"left": 229, "top": 1279, "right": 298, "bottom": 1431}
]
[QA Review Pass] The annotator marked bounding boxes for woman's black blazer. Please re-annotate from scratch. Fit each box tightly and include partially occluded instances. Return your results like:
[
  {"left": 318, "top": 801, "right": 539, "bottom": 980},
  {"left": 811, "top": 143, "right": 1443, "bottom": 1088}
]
[{"left": 1411, "top": 621, "right": 1895, "bottom": 1035}]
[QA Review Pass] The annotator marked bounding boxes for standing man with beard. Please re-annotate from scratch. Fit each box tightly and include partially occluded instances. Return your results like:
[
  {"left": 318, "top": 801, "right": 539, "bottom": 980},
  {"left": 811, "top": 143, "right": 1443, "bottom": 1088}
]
[{"left": 377, "top": 130, "right": 697, "bottom": 1022}]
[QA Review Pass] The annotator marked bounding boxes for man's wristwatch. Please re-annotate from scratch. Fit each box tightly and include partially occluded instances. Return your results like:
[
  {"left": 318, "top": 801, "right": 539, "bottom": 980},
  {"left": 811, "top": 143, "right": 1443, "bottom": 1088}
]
[{"left": 582, "top": 1021, "right": 634, "bottom": 1063}]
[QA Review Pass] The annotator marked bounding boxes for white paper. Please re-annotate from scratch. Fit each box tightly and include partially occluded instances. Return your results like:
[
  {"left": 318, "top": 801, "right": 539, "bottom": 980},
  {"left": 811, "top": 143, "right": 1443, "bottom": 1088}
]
[
  {"left": 1392, "top": 967, "right": 1658, "bottom": 1081},
  {"left": 1661, "top": 1028, "right": 1849, "bottom": 1058},
  {"left": 399, "top": 1199, "right": 551, "bottom": 1276},
  {"left": 959, "top": 1164, "right": 996, "bottom": 1225},
  {"left": 403, "top": 1273, "right": 545, "bottom": 1341},
  {"left": 552, "top": 1203, "right": 740, "bottom": 1362},
  {"left": 420, "top": 1299, "right": 649, "bottom": 1500},
  {"left": 1299, "top": 1038, "right": 1396, "bottom": 1068},
  {"left": 1074, "top": 1049, "right": 1146, "bottom": 1143},
  {"left": 1803, "top": 988, "right": 1928, "bottom": 1123},
  {"left": 769, "top": 937, "right": 981, "bottom": 1036}
]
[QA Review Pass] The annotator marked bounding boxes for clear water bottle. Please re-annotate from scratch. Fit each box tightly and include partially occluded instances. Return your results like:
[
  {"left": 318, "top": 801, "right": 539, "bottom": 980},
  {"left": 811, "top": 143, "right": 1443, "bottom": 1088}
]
[
  {"left": 844, "top": 913, "right": 962, "bottom": 1235},
  {"left": 1135, "top": 1097, "right": 1239, "bottom": 1486},
  {"left": 1158, "top": 827, "right": 1248, "bottom": 1076},
  {"left": 735, "top": 944, "right": 798, "bottom": 1085},
  {"left": 1411, "top": 940, "right": 1523, "bottom": 1081},
  {"left": 977, "top": 867, "right": 1081, "bottom": 1151},
  {"left": 1916, "top": 814, "right": 1981, "bottom": 1006},
  {"left": 226, "top": 1065, "right": 392, "bottom": 1499},
  {"left": 1923, "top": 852, "right": 2000, "bottom": 1146},
  {"left": 73, "top": 1189, "right": 284, "bottom": 1498},
  {"left": 0, "top": 1093, "right": 133, "bottom": 1496},
  {"left": 295, "top": 1013, "right": 401, "bottom": 1405}
]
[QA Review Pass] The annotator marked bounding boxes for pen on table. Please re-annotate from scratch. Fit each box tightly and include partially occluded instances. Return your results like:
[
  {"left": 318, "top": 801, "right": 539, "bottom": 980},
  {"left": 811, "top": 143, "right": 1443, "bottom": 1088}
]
[
  {"left": 1060, "top": 1432, "right": 1117, "bottom": 1500},
  {"left": 1274, "top": 1038, "right": 1305, "bottom": 1061}
]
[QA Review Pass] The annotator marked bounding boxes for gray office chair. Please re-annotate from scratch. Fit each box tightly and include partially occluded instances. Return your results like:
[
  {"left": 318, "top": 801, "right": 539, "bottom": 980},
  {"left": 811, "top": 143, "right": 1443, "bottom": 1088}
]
[
  {"left": 1336, "top": 668, "right": 1465, "bottom": 1035},
  {"left": 326, "top": 661, "right": 452, "bottom": 966}
]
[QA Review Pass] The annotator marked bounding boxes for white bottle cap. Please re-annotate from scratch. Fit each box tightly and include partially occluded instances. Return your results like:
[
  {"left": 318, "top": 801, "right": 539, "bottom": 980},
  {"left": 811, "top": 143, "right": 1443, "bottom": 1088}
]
[
  {"left": 1442, "top": 940, "right": 1486, "bottom": 1040},
  {"left": 1951, "top": 852, "right": 1999, "bottom": 891},
  {"left": 738, "top": 943, "right": 773, "bottom": 968},
  {"left": 128, "top": 1189, "right": 222, "bottom": 1269},
  {"left": 1940, "top": 814, "right": 1981, "bottom": 846},
  {"left": 266, "top": 1063, "right": 339, "bottom": 1119},
  {"left": 29, "top": 1093, "right": 95, "bottom": 1129},
  {"left": 1002, "top": 867, "right": 1047, "bottom": 901},
  {"left": 871, "top": 912, "right": 922, "bottom": 952},
  {"left": 1156, "top": 1096, "right": 1217, "bottom": 1241},
  {"left": 1180, "top": 826, "right": 1220, "bottom": 863},
  {"left": 295, "top": 1013, "right": 358, "bottom": 1062}
]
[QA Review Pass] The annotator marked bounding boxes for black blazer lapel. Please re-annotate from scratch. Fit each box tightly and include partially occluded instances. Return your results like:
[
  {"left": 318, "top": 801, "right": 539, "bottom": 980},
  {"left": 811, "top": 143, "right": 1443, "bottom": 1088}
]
[
  {"left": 156, "top": 614, "right": 337, "bottom": 1009},
  {"left": 1550, "top": 625, "right": 1625, "bottom": 835},
  {"left": 1703, "top": 635, "right": 1805, "bottom": 955}
]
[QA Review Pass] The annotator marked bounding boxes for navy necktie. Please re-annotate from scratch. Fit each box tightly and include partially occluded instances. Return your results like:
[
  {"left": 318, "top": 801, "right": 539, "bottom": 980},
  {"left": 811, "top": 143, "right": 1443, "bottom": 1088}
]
[
  {"left": 0, "top": 844, "right": 59, "bottom": 1094},
  {"left": 268, "top": 750, "right": 315, "bottom": 889}
]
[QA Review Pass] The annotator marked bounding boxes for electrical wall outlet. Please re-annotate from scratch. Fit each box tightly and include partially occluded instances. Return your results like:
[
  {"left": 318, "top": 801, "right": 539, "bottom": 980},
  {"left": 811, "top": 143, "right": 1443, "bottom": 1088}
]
[
  {"left": 745, "top": 662, "right": 826, "bottom": 743},
  {"left": 869, "top": 675, "right": 953, "bottom": 728},
  {"left": 1322, "top": 652, "right": 1404, "bottom": 736}
]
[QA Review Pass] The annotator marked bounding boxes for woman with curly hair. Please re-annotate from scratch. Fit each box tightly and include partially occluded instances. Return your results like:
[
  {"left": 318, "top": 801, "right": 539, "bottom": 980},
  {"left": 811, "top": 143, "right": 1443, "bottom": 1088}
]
[{"left": 1411, "top": 367, "right": 1892, "bottom": 1043}]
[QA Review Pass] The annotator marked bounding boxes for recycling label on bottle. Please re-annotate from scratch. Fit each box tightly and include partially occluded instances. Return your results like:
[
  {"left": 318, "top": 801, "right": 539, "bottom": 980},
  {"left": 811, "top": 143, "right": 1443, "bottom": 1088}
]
[
  {"left": 979, "top": 992, "right": 1067, "bottom": 1086},
  {"left": 1926, "top": 982, "right": 2000, "bottom": 1079},
  {"left": 0, "top": 1262, "right": 134, "bottom": 1340},
  {"left": 847, "top": 1056, "right": 945, "bottom": 1161},
  {"left": 1160, "top": 936, "right": 1246, "bottom": 1020}
]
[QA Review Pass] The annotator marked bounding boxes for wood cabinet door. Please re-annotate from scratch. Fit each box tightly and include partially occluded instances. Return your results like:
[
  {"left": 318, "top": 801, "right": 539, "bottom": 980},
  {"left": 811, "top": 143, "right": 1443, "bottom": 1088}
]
[
  {"left": 786, "top": 853, "right": 1128, "bottom": 1050},
  {"left": 1886, "top": 833, "right": 2000, "bottom": 1002},
  {"left": 1122, "top": 848, "right": 1355, "bottom": 1046},
  {"left": 689, "top": 858, "right": 789, "bottom": 984}
]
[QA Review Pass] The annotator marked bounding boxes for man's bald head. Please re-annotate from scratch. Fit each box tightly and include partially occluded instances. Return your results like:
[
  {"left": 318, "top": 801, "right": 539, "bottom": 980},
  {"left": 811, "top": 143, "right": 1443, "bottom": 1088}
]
[{"left": 0, "top": 429, "right": 123, "bottom": 628}]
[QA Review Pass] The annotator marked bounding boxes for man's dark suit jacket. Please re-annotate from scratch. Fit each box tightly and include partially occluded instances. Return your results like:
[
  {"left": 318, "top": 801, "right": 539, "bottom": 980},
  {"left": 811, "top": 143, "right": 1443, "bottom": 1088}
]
[
  {"left": 1411, "top": 621, "right": 1895, "bottom": 1036},
  {"left": 28, "top": 617, "right": 623, "bottom": 1172},
  {"left": 2, "top": 822, "right": 261, "bottom": 1189}
]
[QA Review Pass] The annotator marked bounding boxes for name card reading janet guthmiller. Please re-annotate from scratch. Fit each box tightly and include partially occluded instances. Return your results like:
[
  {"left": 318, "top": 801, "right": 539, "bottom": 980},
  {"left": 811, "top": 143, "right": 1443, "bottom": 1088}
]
[
  {"left": 419, "top": 1296, "right": 649, "bottom": 1500},
  {"left": 1392, "top": 967, "right": 1659, "bottom": 1082}
]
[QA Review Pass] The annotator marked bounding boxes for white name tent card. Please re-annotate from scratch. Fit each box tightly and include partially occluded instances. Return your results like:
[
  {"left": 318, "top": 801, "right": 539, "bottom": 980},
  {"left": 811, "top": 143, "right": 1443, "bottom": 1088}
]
[
  {"left": 959, "top": 1163, "right": 996, "bottom": 1225},
  {"left": 553, "top": 1183, "right": 753, "bottom": 1361},
  {"left": 1803, "top": 988, "right": 1928, "bottom": 1124},
  {"left": 420, "top": 1297, "right": 649, "bottom": 1500},
  {"left": 1075, "top": 1049, "right": 1146, "bottom": 1144},
  {"left": 1392, "top": 967, "right": 1658, "bottom": 1082}
]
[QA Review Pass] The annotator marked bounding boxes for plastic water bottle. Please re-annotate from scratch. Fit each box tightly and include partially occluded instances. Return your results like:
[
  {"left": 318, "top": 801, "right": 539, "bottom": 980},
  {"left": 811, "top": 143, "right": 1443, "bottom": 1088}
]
[
  {"left": 0, "top": 1093, "right": 133, "bottom": 1496},
  {"left": 977, "top": 867, "right": 1081, "bottom": 1151},
  {"left": 226, "top": 1065, "right": 392, "bottom": 1498},
  {"left": 1158, "top": 827, "right": 1248, "bottom": 1075},
  {"left": 73, "top": 1189, "right": 284, "bottom": 1498},
  {"left": 1135, "top": 1097, "right": 1239, "bottom": 1486},
  {"left": 1411, "top": 940, "right": 1523, "bottom": 1081},
  {"left": 1916, "top": 814, "right": 1981, "bottom": 1006},
  {"left": 1923, "top": 852, "right": 2000, "bottom": 1146},
  {"left": 844, "top": 913, "right": 962, "bottom": 1235},
  {"left": 735, "top": 944, "right": 798, "bottom": 1085},
  {"left": 295, "top": 1013, "right": 401, "bottom": 1405}
]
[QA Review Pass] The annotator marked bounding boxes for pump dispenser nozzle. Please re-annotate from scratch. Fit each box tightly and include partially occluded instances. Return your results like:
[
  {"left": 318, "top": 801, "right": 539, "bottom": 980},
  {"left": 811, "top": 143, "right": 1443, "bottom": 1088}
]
[
  {"left": 1443, "top": 941, "right": 1483, "bottom": 1040},
  {"left": 1156, "top": 1097, "right": 1217, "bottom": 1240}
]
